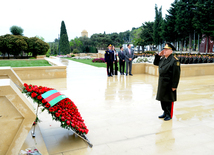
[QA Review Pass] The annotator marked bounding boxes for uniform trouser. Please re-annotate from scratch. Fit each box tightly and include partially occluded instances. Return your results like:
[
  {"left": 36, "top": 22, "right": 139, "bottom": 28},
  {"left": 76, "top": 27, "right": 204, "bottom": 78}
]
[
  {"left": 119, "top": 60, "right": 125, "bottom": 73},
  {"left": 107, "top": 62, "right": 113, "bottom": 76},
  {"left": 161, "top": 101, "right": 174, "bottom": 118},
  {"left": 126, "top": 61, "right": 132, "bottom": 74}
]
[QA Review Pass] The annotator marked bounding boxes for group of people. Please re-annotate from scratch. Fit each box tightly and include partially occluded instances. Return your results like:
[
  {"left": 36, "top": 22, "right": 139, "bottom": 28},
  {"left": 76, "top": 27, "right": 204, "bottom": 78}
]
[
  {"left": 176, "top": 54, "right": 214, "bottom": 64},
  {"left": 104, "top": 44, "right": 134, "bottom": 77}
]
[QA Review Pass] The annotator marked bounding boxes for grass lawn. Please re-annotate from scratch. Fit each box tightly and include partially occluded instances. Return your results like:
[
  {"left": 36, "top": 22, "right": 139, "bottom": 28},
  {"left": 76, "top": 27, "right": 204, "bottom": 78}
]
[
  {"left": 64, "top": 58, "right": 126, "bottom": 73},
  {"left": 64, "top": 58, "right": 107, "bottom": 68},
  {"left": 0, "top": 60, "right": 51, "bottom": 67}
]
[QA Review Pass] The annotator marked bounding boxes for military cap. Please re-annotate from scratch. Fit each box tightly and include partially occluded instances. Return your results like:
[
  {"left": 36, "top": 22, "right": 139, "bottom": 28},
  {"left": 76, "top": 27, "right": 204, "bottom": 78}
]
[
  {"left": 107, "top": 44, "right": 112, "bottom": 47},
  {"left": 163, "top": 43, "right": 176, "bottom": 51}
]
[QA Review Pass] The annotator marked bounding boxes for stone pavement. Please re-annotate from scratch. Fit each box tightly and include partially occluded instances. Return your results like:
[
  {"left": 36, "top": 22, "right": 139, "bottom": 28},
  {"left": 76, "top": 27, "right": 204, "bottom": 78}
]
[{"left": 23, "top": 58, "right": 214, "bottom": 155}]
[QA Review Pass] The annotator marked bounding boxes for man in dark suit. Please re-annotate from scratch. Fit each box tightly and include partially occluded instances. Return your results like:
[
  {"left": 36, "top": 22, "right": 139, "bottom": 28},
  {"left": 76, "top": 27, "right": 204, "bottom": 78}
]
[
  {"left": 118, "top": 46, "right": 125, "bottom": 75},
  {"left": 153, "top": 43, "right": 181, "bottom": 121},
  {"left": 105, "top": 44, "right": 114, "bottom": 77},
  {"left": 124, "top": 44, "right": 134, "bottom": 76}
]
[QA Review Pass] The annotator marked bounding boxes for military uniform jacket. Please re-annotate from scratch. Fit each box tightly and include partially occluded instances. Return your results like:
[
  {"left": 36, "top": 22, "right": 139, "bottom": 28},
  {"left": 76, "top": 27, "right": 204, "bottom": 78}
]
[
  {"left": 105, "top": 50, "right": 114, "bottom": 63},
  {"left": 154, "top": 54, "right": 181, "bottom": 102}
]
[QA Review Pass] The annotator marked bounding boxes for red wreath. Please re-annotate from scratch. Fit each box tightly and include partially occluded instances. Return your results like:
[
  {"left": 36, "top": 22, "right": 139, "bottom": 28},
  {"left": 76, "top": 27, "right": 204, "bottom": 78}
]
[{"left": 22, "top": 83, "right": 89, "bottom": 135}]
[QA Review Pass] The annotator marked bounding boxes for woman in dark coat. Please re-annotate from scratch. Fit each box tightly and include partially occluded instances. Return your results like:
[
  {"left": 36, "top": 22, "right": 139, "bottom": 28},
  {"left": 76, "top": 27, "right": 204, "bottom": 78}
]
[{"left": 153, "top": 43, "right": 181, "bottom": 121}]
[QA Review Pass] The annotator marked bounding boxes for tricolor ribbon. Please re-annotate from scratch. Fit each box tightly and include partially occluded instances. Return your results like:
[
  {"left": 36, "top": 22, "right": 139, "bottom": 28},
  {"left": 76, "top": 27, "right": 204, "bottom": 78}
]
[{"left": 42, "top": 90, "right": 67, "bottom": 107}]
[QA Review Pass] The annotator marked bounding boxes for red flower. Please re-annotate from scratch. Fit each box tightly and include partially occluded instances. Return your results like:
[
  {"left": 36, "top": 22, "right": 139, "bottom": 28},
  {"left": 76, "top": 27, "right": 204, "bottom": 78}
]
[
  {"left": 24, "top": 83, "right": 28, "bottom": 87},
  {"left": 61, "top": 116, "right": 65, "bottom": 122},
  {"left": 55, "top": 113, "right": 60, "bottom": 117},
  {"left": 66, "top": 121, "right": 70, "bottom": 125},
  {"left": 42, "top": 99, "right": 47, "bottom": 104},
  {"left": 45, "top": 103, "right": 50, "bottom": 108},
  {"left": 37, "top": 95, "right": 42, "bottom": 100},
  {"left": 31, "top": 92, "right": 37, "bottom": 98},
  {"left": 49, "top": 107, "right": 54, "bottom": 112}
]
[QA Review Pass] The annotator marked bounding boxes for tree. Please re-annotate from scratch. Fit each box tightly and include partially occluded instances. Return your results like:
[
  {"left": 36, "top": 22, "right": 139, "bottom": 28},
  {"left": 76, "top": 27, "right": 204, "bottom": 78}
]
[
  {"left": 70, "top": 37, "right": 83, "bottom": 52},
  {"left": 153, "top": 4, "right": 163, "bottom": 51},
  {"left": 175, "top": 0, "right": 198, "bottom": 52},
  {"left": 90, "top": 33, "right": 111, "bottom": 50},
  {"left": 161, "top": 0, "right": 179, "bottom": 44},
  {"left": 10, "top": 25, "right": 24, "bottom": 35},
  {"left": 11, "top": 35, "right": 28, "bottom": 58},
  {"left": 36, "top": 35, "right": 45, "bottom": 41},
  {"left": 59, "top": 21, "right": 71, "bottom": 54},
  {"left": 132, "top": 27, "right": 146, "bottom": 52},
  {"left": 0, "top": 35, "right": 7, "bottom": 58},
  {"left": 28, "top": 37, "right": 49, "bottom": 57},
  {"left": 141, "top": 22, "right": 154, "bottom": 50},
  {"left": 193, "top": 0, "right": 214, "bottom": 53},
  {"left": 109, "top": 33, "right": 121, "bottom": 47}
]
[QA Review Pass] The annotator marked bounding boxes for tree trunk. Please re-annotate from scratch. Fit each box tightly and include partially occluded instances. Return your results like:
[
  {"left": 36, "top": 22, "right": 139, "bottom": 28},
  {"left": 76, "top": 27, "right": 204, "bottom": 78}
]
[
  {"left": 181, "top": 40, "right": 184, "bottom": 52},
  {"left": 186, "top": 39, "right": 188, "bottom": 51},
  {"left": 178, "top": 41, "right": 180, "bottom": 52},
  {"left": 142, "top": 45, "right": 144, "bottom": 52},
  {"left": 206, "top": 36, "right": 209, "bottom": 54},
  {"left": 189, "top": 33, "right": 192, "bottom": 53},
  {"left": 198, "top": 34, "right": 200, "bottom": 52}
]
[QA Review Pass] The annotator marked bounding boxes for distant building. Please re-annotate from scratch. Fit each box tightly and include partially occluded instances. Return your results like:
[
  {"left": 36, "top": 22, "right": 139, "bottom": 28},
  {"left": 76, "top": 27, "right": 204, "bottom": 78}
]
[{"left": 81, "top": 30, "right": 88, "bottom": 37}]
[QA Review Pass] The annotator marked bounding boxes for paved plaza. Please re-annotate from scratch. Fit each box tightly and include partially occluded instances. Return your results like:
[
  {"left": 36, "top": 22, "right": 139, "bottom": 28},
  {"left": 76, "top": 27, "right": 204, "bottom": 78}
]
[{"left": 23, "top": 58, "right": 214, "bottom": 155}]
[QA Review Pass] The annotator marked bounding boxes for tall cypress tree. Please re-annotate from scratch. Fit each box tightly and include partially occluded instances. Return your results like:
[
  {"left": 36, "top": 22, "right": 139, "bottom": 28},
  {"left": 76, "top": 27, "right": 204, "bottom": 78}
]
[
  {"left": 153, "top": 4, "right": 163, "bottom": 51},
  {"left": 59, "top": 21, "right": 70, "bottom": 54}
]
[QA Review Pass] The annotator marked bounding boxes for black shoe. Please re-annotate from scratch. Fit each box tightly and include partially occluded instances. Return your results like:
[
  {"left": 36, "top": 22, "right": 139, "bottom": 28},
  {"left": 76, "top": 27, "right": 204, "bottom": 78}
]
[
  {"left": 126, "top": 74, "right": 128, "bottom": 76},
  {"left": 108, "top": 75, "right": 110, "bottom": 77},
  {"left": 164, "top": 116, "right": 171, "bottom": 121},
  {"left": 158, "top": 114, "right": 166, "bottom": 118},
  {"left": 129, "top": 74, "right": 133, "bottom": 76}
]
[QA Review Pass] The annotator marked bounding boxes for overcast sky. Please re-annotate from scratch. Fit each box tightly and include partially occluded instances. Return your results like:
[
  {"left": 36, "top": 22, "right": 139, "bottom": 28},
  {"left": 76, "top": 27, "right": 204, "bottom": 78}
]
[{"left": 0, "top": 0, "right": 174, "bottom": 42}]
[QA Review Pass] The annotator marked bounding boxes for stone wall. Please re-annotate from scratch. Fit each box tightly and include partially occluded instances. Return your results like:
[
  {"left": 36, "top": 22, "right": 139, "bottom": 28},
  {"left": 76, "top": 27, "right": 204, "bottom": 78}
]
[
  {"left": 132, "top": 63, "right": 214, "bottom": 77},
  {"left": 0, "top": 68, "right": 36, "bottom": 155},
  {"left": 13, "top": 66, "right": 66, "bottom": 80}
]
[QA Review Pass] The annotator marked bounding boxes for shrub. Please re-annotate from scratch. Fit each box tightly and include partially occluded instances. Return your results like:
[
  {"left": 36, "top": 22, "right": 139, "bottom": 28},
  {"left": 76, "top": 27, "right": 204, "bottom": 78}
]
[
  {"left": 89, "top": 47, "right": 98, "bottom": 53},
  {"left": 92, "top": 58, "right": 105, "bottom": 63},
  {"left": 29, "top": 57, "right": 36, "bottom": 59},
  {"left": 46, "top": 49, "right": 51, "bottom": 57},
  {"left": 144, "top": 51, "right": 156, "bottom": 54},
  {"left": 72, "top": 49, "right": 79, "bottom": 54}
]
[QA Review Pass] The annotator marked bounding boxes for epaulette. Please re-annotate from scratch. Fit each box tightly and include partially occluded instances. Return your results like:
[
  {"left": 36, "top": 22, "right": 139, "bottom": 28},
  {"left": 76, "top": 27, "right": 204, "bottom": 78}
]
[{"left": 174, "top": 56, "right": 179, "bottom": 60}]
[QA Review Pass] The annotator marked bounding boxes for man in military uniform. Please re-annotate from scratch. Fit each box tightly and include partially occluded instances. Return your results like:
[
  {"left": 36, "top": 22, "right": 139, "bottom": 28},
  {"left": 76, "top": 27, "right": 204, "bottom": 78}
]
[
  {"left": 207, "top": 55, "right": 213, "bottom": 63},
  {"left": 105, "top": 44, "right": 114, "bottom": 77},
  {"left": 154, "top": 43, "right": 181, "bottom": 121},
  {"left": 189, "top": 55, "right": 193, "bottom": 64},
  {"left": 177, "top": 54, "right": 181, "bottom": 62},
  {"left": 180, "top": 54, "right": 185, "bottom": 64},
  {"left": 198, "top": 54, "right": 203, "bottom": 63},
  {"left": 184, "top": 54, "right": 189, "bottom": 64},
  {"left": 193, "top": 54, "right": 198, "bottom": 64},
  {"left": 203, "top": 55, "right": 208, "bottom": 63}
]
